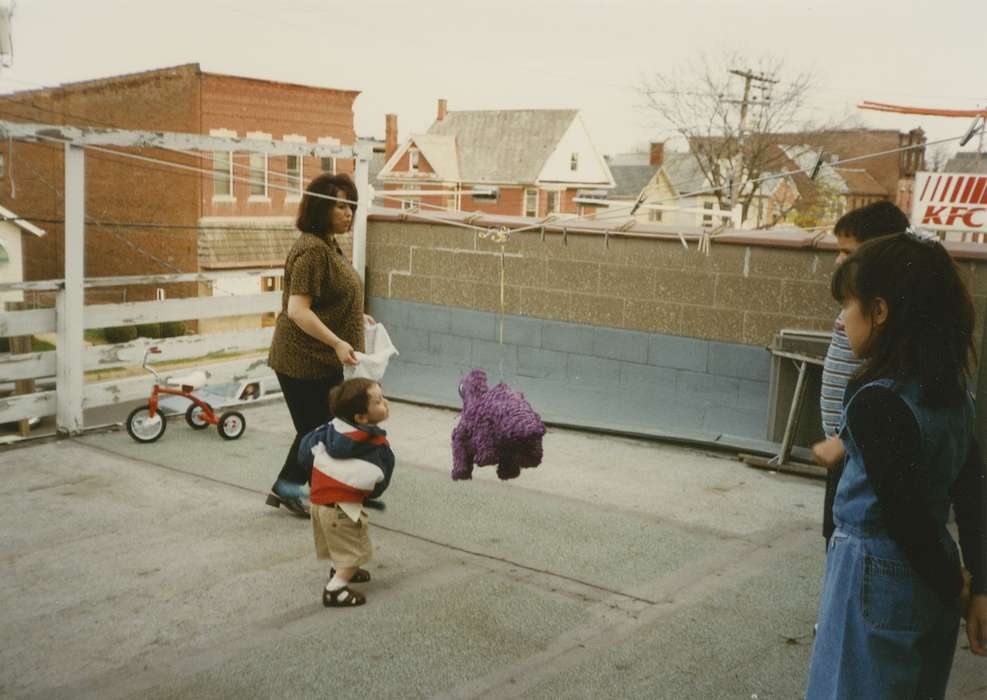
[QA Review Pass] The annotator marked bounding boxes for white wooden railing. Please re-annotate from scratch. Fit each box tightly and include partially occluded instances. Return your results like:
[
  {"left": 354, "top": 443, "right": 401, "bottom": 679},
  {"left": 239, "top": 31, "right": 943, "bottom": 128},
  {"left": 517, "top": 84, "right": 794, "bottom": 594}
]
[{"left": 0, "top": 269, "right": 284, "bottom": 430}]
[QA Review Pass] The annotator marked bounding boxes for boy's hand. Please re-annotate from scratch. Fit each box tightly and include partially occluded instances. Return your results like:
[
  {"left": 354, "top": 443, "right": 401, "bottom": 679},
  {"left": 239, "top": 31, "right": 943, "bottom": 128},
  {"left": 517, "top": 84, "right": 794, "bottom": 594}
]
[{"left": 811, "top": 435, "right": 845, "bottom": 469}]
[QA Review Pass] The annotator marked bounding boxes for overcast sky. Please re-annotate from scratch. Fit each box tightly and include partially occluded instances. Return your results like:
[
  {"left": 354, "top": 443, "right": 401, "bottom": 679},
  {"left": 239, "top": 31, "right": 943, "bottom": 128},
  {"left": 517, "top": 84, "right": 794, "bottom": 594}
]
[{"left": 2, "top": 0, "right": 985, "bottom": 160}]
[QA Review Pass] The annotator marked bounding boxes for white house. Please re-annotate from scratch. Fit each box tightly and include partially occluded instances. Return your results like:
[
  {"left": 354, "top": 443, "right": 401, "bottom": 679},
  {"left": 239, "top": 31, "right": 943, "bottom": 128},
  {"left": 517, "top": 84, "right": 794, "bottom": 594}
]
[{"left": 0, "top": 205, "right": 45, "bottom": 305}]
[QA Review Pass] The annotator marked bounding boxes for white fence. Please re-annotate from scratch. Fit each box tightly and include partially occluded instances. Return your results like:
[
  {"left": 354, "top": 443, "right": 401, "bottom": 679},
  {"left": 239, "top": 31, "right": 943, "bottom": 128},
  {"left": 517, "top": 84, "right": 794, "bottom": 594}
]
[{"left": 0, "top": 269, "right": 283, "bottom": 429}]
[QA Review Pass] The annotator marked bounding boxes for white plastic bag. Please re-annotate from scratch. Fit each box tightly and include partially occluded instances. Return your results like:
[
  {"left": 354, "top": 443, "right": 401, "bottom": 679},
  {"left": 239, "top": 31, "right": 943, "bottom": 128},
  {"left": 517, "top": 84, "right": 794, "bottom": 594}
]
[{"left": 343, "top": 321, "right": 399, "bottom": 381}]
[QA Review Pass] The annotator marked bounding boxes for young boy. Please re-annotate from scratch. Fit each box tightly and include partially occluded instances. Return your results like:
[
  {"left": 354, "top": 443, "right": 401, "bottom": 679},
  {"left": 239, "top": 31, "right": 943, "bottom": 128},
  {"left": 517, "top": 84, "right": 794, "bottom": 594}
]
[
  {"left": 813, "top": 201, "right": 910, "bottom": 544},
  {"left": 298, "top": 378, "right": 394, "bottom": 607}
]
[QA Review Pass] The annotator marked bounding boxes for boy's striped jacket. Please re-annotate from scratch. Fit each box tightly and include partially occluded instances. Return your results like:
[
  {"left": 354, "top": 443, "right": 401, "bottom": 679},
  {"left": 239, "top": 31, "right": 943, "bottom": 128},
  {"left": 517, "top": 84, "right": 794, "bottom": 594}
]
[{"left": 298, "top": 418, "right": 395, "bottom": 505}]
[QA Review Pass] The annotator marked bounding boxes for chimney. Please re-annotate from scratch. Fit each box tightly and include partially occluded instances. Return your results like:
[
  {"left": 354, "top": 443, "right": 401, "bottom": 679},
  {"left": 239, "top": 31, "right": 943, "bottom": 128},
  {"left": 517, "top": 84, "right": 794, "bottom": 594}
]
[
  {"left": 385, "top": 113, "right": 398, "bottom": 161},
  {"left": 649, "top": 142, "right": 665, "bottom": 167},
  {"left": 437, "top": 98, "right": 448, "bottom": 122}
]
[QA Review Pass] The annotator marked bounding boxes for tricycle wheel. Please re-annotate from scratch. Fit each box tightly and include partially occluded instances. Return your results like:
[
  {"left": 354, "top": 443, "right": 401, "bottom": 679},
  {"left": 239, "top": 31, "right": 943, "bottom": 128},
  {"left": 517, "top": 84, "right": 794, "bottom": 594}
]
[
  {"left": 218, "top": 411, "right": 246, "bottom": 440},
  {"left": 126, "top": 405, "right": 167, "bottom": 443},
  {"left": 185, "top": 402, "right": 212, "bottom": 429}
]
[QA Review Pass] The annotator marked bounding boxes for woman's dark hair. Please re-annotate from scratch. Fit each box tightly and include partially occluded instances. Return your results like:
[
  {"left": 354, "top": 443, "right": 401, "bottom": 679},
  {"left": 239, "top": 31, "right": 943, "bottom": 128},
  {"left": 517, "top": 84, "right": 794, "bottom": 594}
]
[
  {"left": 329, "top": 378, "right": 377, "bottom": 423},
  {"left": 296, "top": 173, "right": 358, "bottom": 235},
  {"left": 831, "top": 233, "right": 975, "bottom": 406}
]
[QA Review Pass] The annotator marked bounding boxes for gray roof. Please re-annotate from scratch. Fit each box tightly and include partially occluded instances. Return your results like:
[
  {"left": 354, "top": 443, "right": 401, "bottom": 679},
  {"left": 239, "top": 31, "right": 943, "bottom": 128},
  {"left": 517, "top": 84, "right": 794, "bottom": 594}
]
[
  {"left": 427, "top": 109, "right": 578, "bottom": 183},
  {"left": 662, "top": 153, "right": 710, "bottom": 194},
  {"left": 944, "top": 151, "right": 987, "bottom": 174},
  {"left": 607, "top": 164, "right": 658, "bottom": 198},
  {"left": 606, "top": 152, "right": 650, "bottom": 167}
]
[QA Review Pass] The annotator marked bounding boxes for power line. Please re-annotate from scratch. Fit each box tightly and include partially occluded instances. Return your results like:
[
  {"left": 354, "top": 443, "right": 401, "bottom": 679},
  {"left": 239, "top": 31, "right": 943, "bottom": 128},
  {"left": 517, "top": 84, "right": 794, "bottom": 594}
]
[{"left": 3, "top": 112, "right": 984, "bottom": 244}]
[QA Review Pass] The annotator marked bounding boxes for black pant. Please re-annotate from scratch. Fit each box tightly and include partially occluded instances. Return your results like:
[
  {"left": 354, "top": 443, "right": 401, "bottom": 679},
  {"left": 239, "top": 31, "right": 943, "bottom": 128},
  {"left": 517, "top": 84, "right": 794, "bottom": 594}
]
[{"left": 275, "top": 368, "right": 343, "bottom": 486}]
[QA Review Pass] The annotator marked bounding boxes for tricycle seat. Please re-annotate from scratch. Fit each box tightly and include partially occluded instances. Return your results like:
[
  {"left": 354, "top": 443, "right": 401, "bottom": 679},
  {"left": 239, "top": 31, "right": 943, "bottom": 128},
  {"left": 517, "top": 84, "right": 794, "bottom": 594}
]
[{"left": 166, "top": 370, "right": 207, "bottom": 391}]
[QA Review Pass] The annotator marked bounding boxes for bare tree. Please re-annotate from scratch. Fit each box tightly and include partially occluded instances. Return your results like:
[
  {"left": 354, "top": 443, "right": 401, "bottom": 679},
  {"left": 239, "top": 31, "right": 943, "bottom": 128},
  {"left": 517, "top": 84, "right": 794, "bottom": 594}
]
[
  {"left": 639, "top": 54, "right": 824, "bottom": 225},
  {"left": 925, "top": 143, "right": 954, "bottom": 172}
]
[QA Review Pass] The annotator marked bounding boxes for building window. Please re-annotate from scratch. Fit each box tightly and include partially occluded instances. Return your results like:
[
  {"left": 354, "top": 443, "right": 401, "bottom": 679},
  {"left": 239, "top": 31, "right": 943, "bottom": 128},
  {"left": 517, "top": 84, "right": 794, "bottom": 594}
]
[
  {"left": 261, "top": 276, "right": 282, "bottom": 292},
  {"left": 249, "top": 152, "right": 268, "bottom": 198},
  {"left": 402, "top": 198, "right": 420, "bottom": 211},
  {"left": 524, "top": 188, "right": 538, "bottom": 217},
  {"left": 212, "top": 151, "right": 233, "bottom": 197},
  {"left": 648, "top": 208, "right": 663, "bottom": 223},
  {"left": 282, "top": 135, "right": 307, "bottom": 201},
  {"left": 409, "top": 148, "right": 419, "bottom": 173},
  {"left": 546, "top": 191, "right": 560, "bottom": 215},
  {"left": 702, "top": 201, "right": 714, "bottom": 227},
  {"left": 209, "top": 128, "right": 237, "bottom": 201},
  {"left": 570, "top": 153, "right": 579, "bottom": 171},
  {"left": 318, "top": 136, "right": 339, "bottom": 175},
  {"left": 155, "top": 288, "right": 166, "bottom": 301},
  {"left": 286, "top": 155, "right": 302, "bottom": 197},
  {"left": 246, "top": 131, "right": 271, "bottom": 200},
  {"left": 0, "top": 151, "right": 5, "bottom": 178},
  {"left": 446, "top": 193, "right": 458, "bottom": 211}
]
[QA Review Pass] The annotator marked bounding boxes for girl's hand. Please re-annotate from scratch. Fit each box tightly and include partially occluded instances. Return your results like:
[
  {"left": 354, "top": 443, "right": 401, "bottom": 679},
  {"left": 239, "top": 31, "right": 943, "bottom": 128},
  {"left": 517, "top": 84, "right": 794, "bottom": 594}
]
[
  {"left": 966, "top": 593, "right": 987, "bottom": 657},
  {"left": 333, "top": 340, "right": 359, "bottom": 366},
  {"left": 364, "top": 313, "right": 376, "bottom": 326},
  {"left": 811, "top": 435, "right": 845, "bottom": 469}
]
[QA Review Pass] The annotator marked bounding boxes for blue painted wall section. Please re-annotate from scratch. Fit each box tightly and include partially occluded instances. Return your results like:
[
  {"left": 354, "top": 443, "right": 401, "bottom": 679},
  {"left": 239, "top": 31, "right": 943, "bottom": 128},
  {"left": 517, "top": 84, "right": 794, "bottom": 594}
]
[{"left": 369, "top": 297, "right": 771, "bottom": 443}]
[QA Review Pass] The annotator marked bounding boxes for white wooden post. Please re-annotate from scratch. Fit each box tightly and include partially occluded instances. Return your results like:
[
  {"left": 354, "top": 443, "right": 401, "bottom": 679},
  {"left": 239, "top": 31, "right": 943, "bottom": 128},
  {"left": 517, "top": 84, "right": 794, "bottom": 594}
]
[
  {"left": 57, "top": 143, "right": 85, "bottom": 434},
  {"left": 352, "top": 144, "right": 371, "bottom": 282}
]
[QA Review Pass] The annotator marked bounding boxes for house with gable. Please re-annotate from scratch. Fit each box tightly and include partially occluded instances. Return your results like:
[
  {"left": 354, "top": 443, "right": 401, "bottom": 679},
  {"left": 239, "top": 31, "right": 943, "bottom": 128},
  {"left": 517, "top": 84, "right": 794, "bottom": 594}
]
[
  {"left": 377, "top": 100, "right": 614, "bottom": 217},
  {"left": 602, "top": 142, "right": 798, "bottom": 229}
]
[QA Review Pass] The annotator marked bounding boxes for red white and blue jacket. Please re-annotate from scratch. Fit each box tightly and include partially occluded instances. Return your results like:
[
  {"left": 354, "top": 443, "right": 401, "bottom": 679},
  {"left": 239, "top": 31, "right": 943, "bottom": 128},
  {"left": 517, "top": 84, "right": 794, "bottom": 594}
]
[{"left": 299, "top": 418, "right": 395, "bottom": 505}]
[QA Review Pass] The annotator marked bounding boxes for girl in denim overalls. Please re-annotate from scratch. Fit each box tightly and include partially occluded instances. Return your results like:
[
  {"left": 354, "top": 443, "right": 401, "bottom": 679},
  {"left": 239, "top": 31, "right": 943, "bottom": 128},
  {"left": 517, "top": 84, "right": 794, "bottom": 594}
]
[{"left": 806, "top": 233, "right": 987, "bottom": 699}]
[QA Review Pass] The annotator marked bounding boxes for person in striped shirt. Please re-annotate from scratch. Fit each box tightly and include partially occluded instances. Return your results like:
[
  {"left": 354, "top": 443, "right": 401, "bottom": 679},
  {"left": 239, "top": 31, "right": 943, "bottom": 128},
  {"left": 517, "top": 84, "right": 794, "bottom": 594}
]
[{"left": 814, "top": 202, "right": 910, "bottom": 545}]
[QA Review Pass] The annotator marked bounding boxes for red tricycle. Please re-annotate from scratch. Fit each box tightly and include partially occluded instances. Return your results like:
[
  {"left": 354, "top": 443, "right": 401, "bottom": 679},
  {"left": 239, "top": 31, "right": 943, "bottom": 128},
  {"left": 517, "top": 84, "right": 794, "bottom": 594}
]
[{"left": 126, "top": 346, "right": 246, "bottom": 443}]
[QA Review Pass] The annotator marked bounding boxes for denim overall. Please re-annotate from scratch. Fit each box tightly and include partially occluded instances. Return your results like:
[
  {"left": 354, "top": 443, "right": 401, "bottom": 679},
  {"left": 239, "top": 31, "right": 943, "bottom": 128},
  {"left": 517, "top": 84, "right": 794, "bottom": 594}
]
[{"left": 806, "top": 378, "right": 971, "bottom": 700}]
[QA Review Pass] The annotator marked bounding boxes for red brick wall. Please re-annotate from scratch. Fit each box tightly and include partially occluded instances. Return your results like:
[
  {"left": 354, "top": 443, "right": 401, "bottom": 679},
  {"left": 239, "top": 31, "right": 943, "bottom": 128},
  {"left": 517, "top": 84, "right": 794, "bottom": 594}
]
[
  {"left": 0, "top": 64, "right": 202, "bottom": 300},
  {"left": 461, "top": 186, "right": 524, "bottom": 215},
  {"left": 199, "top": 73, "right": 358, "bottom": 218},
  {"left": 0, "top": 65, "right": 360, "bottom": 304}
]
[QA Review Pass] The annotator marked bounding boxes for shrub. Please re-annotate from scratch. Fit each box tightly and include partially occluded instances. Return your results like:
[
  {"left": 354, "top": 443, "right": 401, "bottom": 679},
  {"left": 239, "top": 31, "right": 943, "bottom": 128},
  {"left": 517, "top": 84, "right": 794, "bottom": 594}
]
[
  {"left": 103, "top": 325, "right": 138, "bottom": 344},
  {"left": 31, "top": 337, "right": 55, "bottom": 352},
  {"left": 160, "top": 321, "right": 187, "bottom": 338},
  {"left": 136, "top": 323, "right": 162, "bottom": 338}
]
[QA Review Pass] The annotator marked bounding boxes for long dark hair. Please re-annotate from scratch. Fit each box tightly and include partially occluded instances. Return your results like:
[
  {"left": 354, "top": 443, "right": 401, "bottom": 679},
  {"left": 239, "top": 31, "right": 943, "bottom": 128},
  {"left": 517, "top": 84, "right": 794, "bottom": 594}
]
[
  {"left": 296, "top": 173, "right": 358, "bottom": 236},
  {"left": 831, "top": 233, "right": 975, "bottom": 406}
]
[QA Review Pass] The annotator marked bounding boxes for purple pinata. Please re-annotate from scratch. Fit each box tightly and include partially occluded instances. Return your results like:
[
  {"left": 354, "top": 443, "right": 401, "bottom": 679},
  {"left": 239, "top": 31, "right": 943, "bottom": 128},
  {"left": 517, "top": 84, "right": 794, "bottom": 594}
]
[{"left": 451, "top": 369, "right": 546, "bottom": 480}]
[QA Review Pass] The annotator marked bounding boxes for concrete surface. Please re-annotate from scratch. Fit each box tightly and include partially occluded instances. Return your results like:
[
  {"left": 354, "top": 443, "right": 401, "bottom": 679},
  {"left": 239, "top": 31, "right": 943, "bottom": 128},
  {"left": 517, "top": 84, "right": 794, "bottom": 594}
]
[{"left": 2, "top": 399, "right": 985, "bottom": 699}]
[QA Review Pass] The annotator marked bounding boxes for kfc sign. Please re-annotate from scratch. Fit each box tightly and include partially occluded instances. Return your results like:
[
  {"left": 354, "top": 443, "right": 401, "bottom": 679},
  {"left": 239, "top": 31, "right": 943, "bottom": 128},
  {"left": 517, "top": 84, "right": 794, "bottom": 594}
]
[{"left": 913, "top": 171, "right": 987, "bottom": 234}]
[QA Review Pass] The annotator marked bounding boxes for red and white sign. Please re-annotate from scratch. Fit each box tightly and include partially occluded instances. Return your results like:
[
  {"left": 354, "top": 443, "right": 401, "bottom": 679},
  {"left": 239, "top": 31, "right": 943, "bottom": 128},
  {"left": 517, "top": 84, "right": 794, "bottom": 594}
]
[{"left": 912, "top": 171, "right": 987, "bottom": 234}]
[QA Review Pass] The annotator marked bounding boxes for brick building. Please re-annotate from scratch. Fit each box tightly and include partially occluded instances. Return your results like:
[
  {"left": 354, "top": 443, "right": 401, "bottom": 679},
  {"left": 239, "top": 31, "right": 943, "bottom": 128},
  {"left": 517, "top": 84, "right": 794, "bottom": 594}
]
[
  {"left": 377, "top": 101, "right": 614, "bottom": 217},
  {"left": 768, "top": 128, "right": 926, "bottom": 214},
  {"left": 0, "top": 63, "right": 358, "bottom": 307}
]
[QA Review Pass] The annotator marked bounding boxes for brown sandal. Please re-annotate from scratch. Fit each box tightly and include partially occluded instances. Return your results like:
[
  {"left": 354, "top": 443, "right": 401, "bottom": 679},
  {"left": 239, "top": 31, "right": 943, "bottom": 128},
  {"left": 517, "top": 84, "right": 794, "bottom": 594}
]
[
  {"left": 322, "top": 585, "right": 365, "bottom": 607},
  {"left": 330, "top": 567, "right": 371, "bottom": 583}
]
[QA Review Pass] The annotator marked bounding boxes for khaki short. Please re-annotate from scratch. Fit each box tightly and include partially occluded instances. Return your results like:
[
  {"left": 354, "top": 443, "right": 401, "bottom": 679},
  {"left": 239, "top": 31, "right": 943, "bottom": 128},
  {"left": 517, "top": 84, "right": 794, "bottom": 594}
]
[{"left": 311, "top": 503, "right": 373, "bottom": 568}]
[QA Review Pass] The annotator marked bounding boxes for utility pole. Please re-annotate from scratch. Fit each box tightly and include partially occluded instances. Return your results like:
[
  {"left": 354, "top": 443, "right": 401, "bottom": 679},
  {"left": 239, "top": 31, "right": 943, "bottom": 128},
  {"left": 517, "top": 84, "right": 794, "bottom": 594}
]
[{"left": 723, "top": 69, "right": 779, "bottom": 218}]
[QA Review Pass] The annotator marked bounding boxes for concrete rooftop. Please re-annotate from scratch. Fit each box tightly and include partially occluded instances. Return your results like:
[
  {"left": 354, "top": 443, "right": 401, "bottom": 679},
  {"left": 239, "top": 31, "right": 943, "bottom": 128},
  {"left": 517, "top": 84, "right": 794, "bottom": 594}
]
[{"left": 2, "top": 399, "right": 984, "bottom": 699}]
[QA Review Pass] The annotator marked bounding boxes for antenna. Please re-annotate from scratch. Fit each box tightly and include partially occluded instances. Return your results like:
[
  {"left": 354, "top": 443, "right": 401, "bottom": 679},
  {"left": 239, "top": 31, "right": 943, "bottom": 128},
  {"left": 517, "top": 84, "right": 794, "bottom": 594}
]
[{"left": 0, "top": 1, "right": 13, "bottom": 69}]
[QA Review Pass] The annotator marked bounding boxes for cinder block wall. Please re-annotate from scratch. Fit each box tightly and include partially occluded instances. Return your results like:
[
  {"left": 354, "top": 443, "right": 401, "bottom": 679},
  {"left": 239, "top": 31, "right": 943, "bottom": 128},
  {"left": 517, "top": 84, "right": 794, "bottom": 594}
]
[{"left": 364, "top": 216, "right": 987, "bottom": 444}]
